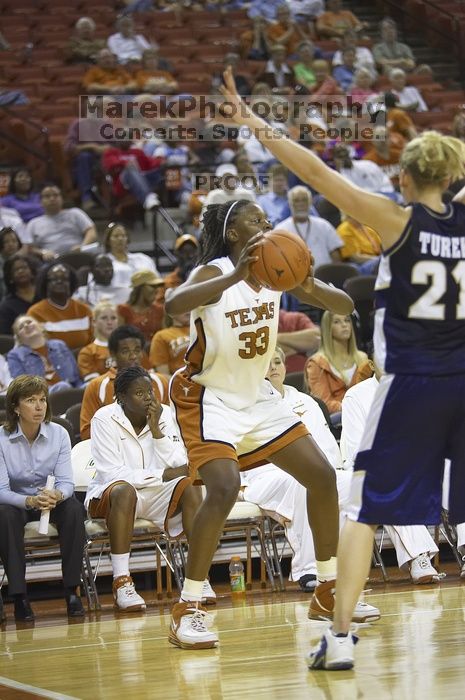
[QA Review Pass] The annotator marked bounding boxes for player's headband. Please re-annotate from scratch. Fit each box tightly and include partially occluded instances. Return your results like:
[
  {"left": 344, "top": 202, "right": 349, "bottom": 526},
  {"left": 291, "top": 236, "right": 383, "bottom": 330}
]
[{"left": 222, "top": 200, "right": 241, "bottom": 243}]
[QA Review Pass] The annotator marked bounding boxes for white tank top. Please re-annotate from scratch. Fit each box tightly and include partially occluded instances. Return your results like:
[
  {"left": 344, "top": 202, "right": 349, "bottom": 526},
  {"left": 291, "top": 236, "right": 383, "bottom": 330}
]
[{"left": 185, "top": 256, "right": 281, "bottom": 409}]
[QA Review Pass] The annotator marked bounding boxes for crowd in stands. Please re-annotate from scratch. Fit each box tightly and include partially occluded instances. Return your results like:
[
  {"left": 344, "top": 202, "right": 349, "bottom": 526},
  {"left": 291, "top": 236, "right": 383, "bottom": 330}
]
[{"left": 1, "top": 0, "right": 465, "bottom": 620}]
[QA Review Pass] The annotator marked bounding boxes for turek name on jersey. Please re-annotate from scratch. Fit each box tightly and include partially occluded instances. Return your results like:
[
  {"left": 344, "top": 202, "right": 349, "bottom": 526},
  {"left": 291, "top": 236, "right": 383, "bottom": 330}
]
[{"left": 419, "top": 231, "right": 465, "bottom": 258}]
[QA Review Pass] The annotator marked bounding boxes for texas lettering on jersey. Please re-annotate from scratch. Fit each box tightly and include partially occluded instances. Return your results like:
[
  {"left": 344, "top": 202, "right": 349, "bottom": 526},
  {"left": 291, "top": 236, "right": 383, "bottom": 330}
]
[{"left": 224, "top": 301, "right": 276, "bottom": 328}]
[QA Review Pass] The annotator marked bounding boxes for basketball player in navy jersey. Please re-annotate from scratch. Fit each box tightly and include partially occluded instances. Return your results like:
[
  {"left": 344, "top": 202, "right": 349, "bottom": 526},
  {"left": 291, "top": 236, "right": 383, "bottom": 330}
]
[{"left": 221, "top": 67, "right": 465, "bottom": 670}]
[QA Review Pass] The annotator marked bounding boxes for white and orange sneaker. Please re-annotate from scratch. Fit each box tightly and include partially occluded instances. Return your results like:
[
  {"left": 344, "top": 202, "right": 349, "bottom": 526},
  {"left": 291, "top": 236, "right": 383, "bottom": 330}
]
[
  {"left": 308, "top": 580, "right": 380, "bottom": 623},
  {"left": 113, "top": 575, "right": 146, "bottom": 612},
  {"left": 169, "top": 601, "right": 218, "bottom": 649}
]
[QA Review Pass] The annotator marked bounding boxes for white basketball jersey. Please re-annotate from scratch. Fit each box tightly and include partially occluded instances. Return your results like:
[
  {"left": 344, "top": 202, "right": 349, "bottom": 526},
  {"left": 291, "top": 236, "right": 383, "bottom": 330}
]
[{"left": 185, "top": 256, "right": 281, "bottom": 410}]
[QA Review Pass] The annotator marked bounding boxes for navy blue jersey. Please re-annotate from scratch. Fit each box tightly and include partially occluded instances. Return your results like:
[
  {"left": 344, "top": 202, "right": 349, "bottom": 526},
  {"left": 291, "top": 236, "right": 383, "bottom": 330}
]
[{"left": 375, "top": 201, "right": 465, "bottom": 376}]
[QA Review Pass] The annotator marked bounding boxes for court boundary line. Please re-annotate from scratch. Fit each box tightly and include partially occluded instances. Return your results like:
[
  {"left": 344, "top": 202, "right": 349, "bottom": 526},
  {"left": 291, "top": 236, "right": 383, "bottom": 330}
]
[{"left": 0, "top": 675, "right": 79, "bottom": 700}]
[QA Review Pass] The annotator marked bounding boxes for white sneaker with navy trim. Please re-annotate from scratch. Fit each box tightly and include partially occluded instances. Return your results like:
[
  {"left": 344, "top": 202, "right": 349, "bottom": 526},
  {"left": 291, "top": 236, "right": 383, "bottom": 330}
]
[{"left": 308, "top": 628, "right": 358, "bottom": 671}]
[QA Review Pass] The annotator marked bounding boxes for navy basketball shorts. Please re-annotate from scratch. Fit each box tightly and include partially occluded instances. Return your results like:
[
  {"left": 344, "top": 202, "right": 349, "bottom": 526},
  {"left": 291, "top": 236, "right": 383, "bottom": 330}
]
[{"left": 347, "top": 372, "right": 465, "bottom": 526}]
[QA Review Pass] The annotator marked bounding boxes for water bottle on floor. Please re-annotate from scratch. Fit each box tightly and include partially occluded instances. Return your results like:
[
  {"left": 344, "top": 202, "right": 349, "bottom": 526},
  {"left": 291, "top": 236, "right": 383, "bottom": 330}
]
[{"left": 229, "top": 555, "right": 245, "bottom": 597}]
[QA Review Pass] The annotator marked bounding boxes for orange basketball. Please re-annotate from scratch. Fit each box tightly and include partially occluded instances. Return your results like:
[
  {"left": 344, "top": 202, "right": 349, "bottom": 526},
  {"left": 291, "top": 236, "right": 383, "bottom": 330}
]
[{"left": 251, "top": 229, "right": 312, "bottom": 292}]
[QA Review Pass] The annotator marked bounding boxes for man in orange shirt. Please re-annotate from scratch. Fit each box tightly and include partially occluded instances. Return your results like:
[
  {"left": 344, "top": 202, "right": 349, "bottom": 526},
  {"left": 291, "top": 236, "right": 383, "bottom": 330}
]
[
  {"left": 363, "top": 125, "right": 405, "bottom": 189},
  {"left": 28, "top": 263, "right": 93, "bottom": 351},
  {"left": 267, "top": 5, "right": 311, "bottom": 56},
  {"left": 82, "top": 48, "right": 136, "bottom": 94},
  {"left": 316, "top": 0, "right": 363, "bottom": 39},
  {"left": 80, "top": 325, "right": 168, "bottom": 440}
]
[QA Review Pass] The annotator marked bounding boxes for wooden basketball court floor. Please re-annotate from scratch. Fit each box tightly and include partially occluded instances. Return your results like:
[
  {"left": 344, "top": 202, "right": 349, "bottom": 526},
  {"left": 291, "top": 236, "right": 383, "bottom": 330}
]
[{"left": 1, "top": 568, "right": 464, "bottom": 700}]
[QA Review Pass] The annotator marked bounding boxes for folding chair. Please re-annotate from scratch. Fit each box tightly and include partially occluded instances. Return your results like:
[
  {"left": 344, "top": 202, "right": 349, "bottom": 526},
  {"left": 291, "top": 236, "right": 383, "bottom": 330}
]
[
  {"left": 71, "top": 441, "right": 185, "bottom": 608},
  {"left": 0, "top": 520, "right": 96, "bottom": 613}
]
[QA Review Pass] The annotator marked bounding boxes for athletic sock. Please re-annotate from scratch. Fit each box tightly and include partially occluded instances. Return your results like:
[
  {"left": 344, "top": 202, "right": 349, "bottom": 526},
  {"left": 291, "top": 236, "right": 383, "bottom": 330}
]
[
  {"left": 180, "top": 577, "right": 204, "bottom": 603},
  {"left": 111, "top": 552, "right": 130, "bottom": 579},
  {"left": 316, "top": 557, "right": 337, "bottom": 583}
]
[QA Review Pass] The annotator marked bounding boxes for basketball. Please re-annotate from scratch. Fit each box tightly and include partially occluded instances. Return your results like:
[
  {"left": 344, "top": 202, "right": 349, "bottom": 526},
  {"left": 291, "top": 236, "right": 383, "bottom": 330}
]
[{"left": 250, "top": 229, "right": 312, "bottom": 291}]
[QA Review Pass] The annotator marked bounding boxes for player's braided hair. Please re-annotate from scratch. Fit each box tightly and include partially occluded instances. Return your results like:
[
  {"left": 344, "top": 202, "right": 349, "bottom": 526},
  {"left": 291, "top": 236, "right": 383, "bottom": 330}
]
[
  {"left": 197, "top": 200, "right": 252, "bottom": 265},
  {"left": 114, "top": 365, "right": 151, "bottom": 404}
]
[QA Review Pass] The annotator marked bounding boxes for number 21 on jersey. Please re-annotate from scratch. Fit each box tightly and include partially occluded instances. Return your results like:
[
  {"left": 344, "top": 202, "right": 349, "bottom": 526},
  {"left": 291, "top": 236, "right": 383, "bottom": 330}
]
[{"left": 408, "top": 260, "right": 465, "bottom": 319}]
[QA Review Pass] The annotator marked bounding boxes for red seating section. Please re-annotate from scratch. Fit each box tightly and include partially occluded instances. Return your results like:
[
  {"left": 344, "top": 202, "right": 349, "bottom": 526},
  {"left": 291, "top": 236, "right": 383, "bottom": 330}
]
[{"left": 1, "top": 1, "right": 464, "bottom": 189}]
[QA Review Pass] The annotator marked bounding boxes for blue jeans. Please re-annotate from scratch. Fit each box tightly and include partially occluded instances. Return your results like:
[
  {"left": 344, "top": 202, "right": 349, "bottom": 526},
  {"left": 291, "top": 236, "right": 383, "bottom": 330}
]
[
  {"left": 72, "top": 150, "right": 99, "bottom": 200},
  {"left": 120, "top": 166, "right": 162, "bottom": 204}
]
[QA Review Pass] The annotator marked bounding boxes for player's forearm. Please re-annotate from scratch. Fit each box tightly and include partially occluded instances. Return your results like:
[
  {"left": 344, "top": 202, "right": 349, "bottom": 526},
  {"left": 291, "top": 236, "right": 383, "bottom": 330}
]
[
  {"left": 165, "top": 271, "right": 239, "bottom": 314},
  {"left": 295, "top": 279, "right": 354, "bottom": 315}
]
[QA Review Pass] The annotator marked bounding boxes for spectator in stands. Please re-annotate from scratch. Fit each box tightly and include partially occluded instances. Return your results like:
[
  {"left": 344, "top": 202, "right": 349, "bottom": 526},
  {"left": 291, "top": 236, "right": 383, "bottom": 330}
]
[
  {"left": 0, "top": 206, "right": 26, "bottom": 243},
  {"left": 288, "top": 0, "right": 324, "bottom": 27},
  {"left": 107, "top": 16, "right": 151, "bottom": 65},
  {"left": 8, "top": 316, "right": 83, "bottom": 392},
  {"left": 0, "top": 227, "right": 22, "bottom": 299},
  {"left": 452, "top": 111, "right": 465, "bottom": 143},
  {"left": 1, "top": 169, "right": 43, "bottom": 224},
  {"left": 0, "top": 354, "right": 11, "bottom": 394},
  {"left": 102, "top": 137, "right": 164, "bottom": 211},
  {"left": 304, "top": 311, "right": 373, "bottom": 415},
  {"left": 28, "top": 263, "right": 93, "bottom": 350},
  {"left": 0, "top": 254, "right": 37, "bottom": 335},
  {"left": 316, "top": 0, "right": 363, "bottom": 39},
  {"left": 293, "top": 41, "right": 319, "bottom": 91},
  {"left": 103, "top": 222, "right": 160, "bottom": 289},
  {"left": 0, "top": 375, "right": 86, "bottom": 622},
  {"left": 82, "top": 48, "right": 137, "bottom": 94},
  {"left": 149, "top": 311, "right": 190, "bottom": 378},
  {"left": 24, "top": 185, "right": 97, "bottom": 261},
  {"left": 373, "top": 18, "right": 416, "bottom": 74},
  {"left": 64, "top": 115, "right": 109, "bottom": 213},
  {"left": 337, "top": 213, "right": 381, "bottom": 275},
  {"left": 277, "top": 308, "right": 320, "bottom": 372},
  {"left": 267, "top": 4, "right": 312, "bottom": 57},
  {"left": 73, "top": 254, "right": 128, "bottom": 308},
  {"left": 347, "top": 67, "right": 378, "bottom": 105},
  {"left": 117, "top": 270, "right": 165, "bottom": 344},
  {"left": 384, "top": 92, "right": 418, "bottom": 140},
  {"left": 65, "top": 17, "right": 105, "bottom": 64},
  {"left": 239, "top": 15, "right": 272, "bottom": 61},
  {"left": 80, "top": 325, "right": 169, "bottom": 440},
  {"left": 276, "top": 185, "right": 343, "bottom": 266},
  {"left": 162, "top": 234, "right": 199, "bottom": 302},
  {"left": 389, "top": 68, "right": 427, "bottom": 112},
  {"left": 78, "top": 302, "right": 119, "bottom": 383},
  {"left": 248, "top": 0, "right": 287, "bottom": 22},
  {"left": 201, "top": 164, "right": 256, "bottom": 212},
  {"left": 332, "top": 28, "right": 376, "bottom": 76},
  {"left": 136, "top": 48, "right": 178, "bottom": 95},
  {"left": 259, "top": 44, "right": 295, "bottom": 93},
  {"left": 257, "top": 163, "right": 291, "bottom": 226},
  {"left": 332, "top": 143, "right": 396, "bottom": 197},
  {"left": 307, "top": 59, "right": 341, "bottom": 98},
  {"left": 86, "top": 365, "right": 206, "bottom": 612},
  {"left": 332, "top": 47, "right": 357, "bottom": 92},
  {"left": 363, "top": 125, "right": 405, "bottom": 190},
  {"left": 212, "top": 53, "right": 251, "bottom": 97}
]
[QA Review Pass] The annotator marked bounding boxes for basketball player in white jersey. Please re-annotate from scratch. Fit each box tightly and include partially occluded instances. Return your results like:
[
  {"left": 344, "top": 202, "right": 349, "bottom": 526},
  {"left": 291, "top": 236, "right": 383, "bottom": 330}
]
[{"left": 166, "top": 199, "right": 357, "bottom": 649}]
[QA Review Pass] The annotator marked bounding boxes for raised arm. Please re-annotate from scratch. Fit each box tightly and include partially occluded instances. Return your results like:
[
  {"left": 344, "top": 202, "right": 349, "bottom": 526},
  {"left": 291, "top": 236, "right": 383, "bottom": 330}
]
[{"left": 221, "top": 68, "right": 411, "bottom": 249}]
